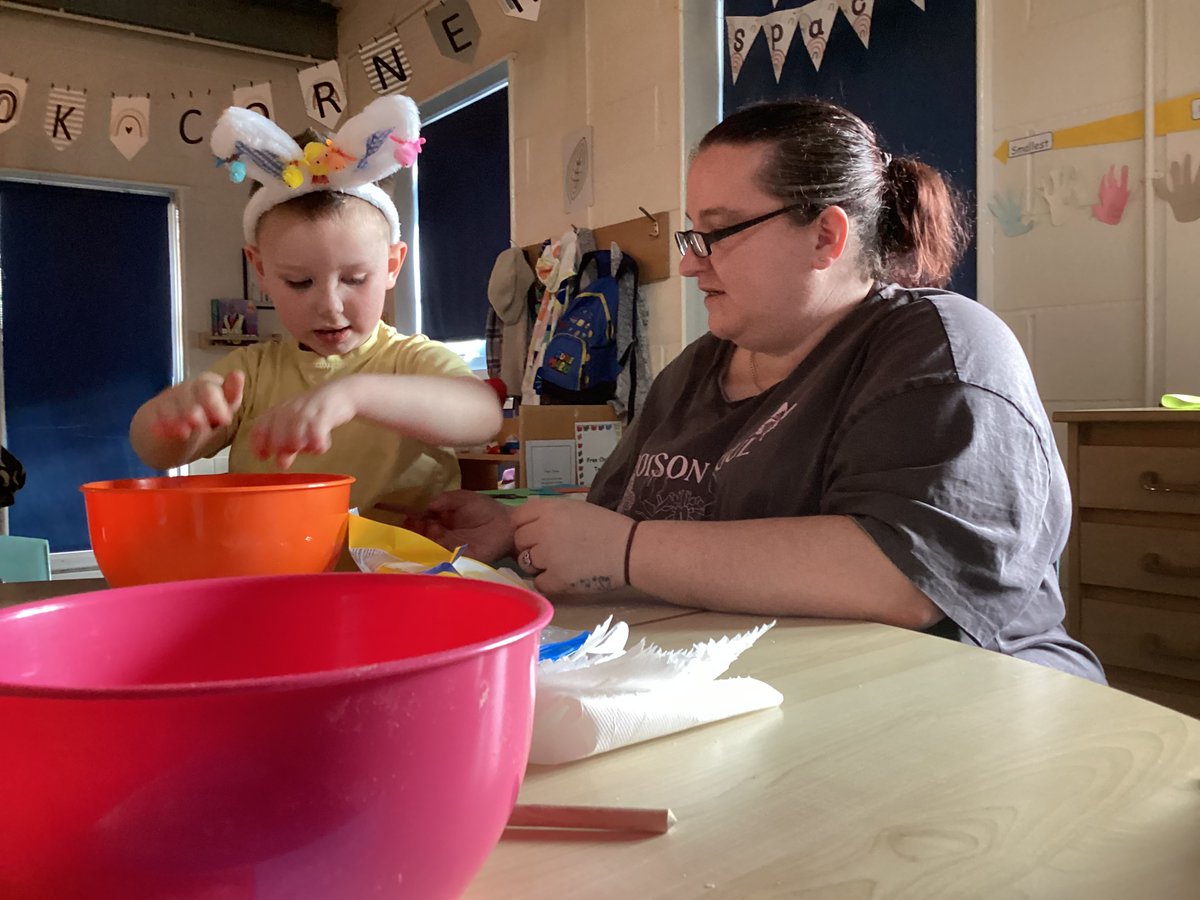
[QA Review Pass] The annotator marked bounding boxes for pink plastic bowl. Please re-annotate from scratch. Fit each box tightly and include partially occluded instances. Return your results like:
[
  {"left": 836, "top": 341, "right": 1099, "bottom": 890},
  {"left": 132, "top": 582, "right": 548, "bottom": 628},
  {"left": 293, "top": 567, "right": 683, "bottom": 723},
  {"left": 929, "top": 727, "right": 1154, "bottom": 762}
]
[{"left": 0, "top": 573, "right": 552, "bottom": 899}]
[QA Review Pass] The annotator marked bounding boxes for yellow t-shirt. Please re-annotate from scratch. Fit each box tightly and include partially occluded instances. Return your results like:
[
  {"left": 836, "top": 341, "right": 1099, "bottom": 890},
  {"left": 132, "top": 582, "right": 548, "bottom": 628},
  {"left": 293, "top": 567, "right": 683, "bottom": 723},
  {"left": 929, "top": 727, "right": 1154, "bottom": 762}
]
[{"left": 207, "top": 323, "right": 471, "bottom": 512}]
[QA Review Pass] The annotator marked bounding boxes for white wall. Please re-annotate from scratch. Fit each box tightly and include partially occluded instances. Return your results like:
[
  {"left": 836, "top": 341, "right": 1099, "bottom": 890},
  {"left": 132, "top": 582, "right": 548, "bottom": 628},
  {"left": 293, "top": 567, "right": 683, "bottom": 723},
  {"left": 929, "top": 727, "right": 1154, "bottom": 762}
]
[
  {"left": 337, "top": 0, "right": 721, "bottom": 372},
  {"left": 0, "top": 6, "right": 315, "bottom": 375},
  {"left": 983, "top": 0, "right": 1200, "bottom": 424}
]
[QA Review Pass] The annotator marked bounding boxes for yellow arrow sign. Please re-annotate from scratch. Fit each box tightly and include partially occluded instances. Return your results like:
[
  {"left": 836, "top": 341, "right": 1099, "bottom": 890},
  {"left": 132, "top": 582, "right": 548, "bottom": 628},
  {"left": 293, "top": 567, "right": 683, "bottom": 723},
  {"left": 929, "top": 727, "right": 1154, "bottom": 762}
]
[{"left": 995, "top": 91, "right": 1200, "bottom": 163}]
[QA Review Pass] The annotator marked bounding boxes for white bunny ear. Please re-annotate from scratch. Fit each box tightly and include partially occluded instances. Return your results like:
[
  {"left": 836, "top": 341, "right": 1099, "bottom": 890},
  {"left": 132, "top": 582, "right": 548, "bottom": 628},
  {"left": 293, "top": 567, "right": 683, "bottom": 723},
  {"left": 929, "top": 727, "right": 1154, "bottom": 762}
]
[
  {"left": 327, "top": 94, "right": 423, "bottom": 188},
  {"left": 211, "top": 106, "right": 304, "bottom": 189}
]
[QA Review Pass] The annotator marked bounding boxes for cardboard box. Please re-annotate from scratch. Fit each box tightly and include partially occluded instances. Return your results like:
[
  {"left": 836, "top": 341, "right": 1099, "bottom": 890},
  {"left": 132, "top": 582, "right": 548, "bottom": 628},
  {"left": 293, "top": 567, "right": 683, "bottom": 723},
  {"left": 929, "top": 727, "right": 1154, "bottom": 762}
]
[{"left": 518, "top": 404, "right": 619, "bottom": 488}]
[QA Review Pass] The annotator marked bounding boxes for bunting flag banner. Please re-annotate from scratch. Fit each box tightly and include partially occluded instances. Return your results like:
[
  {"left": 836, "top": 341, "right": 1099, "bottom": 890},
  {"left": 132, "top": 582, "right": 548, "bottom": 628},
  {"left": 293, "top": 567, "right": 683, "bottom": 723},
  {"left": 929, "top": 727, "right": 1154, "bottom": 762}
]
[
  {"left": 497, "top": 0, "right": 540, "bottom": 21},
  {"left": 762, "top": 9, "right": 799, "bottom": 83},
  {"left": 45, "top": 86, "right": 86, "bottom": 150},
  {"left": 299, "top": 60, "right": 346, "bottom": 128},
  {"left": 911, "top": 0, "right": 925, "bottom": 8},
  {"left": 232, "top": 82, "right": 274, "bottom": 120},
  {"left": 361, "top": 30, "right": 413, "bottom": 96},
  {"left": 109, "top": 95, "right": 149, "bottom": 160},
  {"left": 0, "top": 73, "right": 28, "bottom": 136},
  {"left": 726, "top": 16, "right": 764, "bottom": 85},
  {"left": 172, "top": 92, "right": 215, "bottom": 151},
  {"left": 427, "top": 0, "right": 480, "bottom": 63},
  {"left": 838, "top": 0, "right": 875, "bottom": 49},
  {"left": 796, "top": 0, "right": 839, "bottom": 72}
]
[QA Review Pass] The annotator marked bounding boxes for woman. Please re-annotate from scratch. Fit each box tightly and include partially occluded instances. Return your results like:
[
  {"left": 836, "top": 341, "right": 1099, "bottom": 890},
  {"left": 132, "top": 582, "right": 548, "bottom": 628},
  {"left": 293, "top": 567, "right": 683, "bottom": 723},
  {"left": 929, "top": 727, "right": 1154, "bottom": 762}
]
[{"left": 415, "top": 98, "right": 1104, "bottom": 683}]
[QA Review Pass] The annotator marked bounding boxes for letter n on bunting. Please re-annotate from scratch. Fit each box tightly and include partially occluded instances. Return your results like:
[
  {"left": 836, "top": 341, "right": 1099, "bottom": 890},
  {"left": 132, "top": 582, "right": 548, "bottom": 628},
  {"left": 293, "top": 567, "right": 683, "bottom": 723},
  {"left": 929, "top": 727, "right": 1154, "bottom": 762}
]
[{"left": 361, "top": 29, "right": 413, "bottom": 96}]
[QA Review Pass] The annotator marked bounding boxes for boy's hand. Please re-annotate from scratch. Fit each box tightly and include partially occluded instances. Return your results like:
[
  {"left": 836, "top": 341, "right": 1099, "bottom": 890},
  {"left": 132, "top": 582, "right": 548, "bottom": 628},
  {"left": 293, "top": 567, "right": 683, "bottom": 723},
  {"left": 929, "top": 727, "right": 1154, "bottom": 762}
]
[
  {"left": 150, "top": 371, "right": 245, "bottom": 441},
  {"left": 249, "top": 380, "right": 357, "bottom": 470}
]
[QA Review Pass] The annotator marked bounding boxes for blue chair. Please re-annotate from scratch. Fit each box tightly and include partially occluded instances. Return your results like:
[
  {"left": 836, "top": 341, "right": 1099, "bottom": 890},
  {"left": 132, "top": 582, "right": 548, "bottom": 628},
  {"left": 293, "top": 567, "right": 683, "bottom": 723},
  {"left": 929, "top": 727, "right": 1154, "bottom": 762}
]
[{"left": 0, "top": 535, "right": 51, "bottom": 582}]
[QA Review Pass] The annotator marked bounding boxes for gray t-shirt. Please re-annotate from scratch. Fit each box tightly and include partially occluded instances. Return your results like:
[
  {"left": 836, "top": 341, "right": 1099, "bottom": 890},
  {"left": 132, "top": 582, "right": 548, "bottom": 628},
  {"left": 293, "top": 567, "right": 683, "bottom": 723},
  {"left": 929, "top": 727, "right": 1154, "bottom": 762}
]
[{"left": 589, "top": 284, "right": 1105, "bottom": 683}]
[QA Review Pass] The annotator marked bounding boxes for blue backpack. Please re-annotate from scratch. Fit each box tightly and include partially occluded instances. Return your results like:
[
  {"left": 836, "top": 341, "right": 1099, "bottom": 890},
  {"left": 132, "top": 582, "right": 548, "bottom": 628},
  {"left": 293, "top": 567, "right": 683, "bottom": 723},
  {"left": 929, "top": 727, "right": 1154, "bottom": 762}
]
[{"left": 536, "top": 250, "right": 638, "bottom": 404}]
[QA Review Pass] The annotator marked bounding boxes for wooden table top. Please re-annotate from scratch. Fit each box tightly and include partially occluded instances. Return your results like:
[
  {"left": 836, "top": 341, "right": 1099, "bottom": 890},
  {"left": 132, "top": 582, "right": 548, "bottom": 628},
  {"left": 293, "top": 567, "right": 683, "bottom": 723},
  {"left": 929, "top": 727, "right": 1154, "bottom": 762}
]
[{"left": 4, "top": 580, "right": 1198, "bottom": 897}]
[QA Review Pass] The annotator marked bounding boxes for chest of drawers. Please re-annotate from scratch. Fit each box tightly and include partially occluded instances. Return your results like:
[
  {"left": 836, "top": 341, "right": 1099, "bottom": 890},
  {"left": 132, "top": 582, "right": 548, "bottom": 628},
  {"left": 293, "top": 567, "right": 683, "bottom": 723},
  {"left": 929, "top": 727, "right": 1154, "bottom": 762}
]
[{"left": 1054, "top": 409, "right": 1200, "bottom": 717}]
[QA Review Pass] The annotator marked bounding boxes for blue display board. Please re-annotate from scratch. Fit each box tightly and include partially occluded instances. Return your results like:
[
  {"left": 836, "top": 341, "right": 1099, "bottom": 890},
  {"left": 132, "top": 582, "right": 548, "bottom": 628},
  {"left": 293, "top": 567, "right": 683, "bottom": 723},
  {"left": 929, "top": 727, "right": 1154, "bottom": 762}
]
[{"left": 722, "top": 0, "right": 977, "bottom": 295}]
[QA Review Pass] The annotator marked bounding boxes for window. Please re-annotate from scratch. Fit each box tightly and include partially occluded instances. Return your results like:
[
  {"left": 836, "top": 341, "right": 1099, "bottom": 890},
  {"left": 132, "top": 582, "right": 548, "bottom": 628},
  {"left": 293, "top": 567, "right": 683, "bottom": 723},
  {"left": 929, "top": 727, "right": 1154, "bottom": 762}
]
[{"left": 392, "top": 63, "right": 510, "bottom": 373}]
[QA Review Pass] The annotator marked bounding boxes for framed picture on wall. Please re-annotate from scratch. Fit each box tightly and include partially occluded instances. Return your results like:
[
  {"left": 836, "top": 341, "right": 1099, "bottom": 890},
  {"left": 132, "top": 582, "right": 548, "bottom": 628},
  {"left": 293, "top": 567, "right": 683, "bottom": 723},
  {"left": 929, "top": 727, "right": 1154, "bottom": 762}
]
[{"left": 242, "top": 253, "right": 272, "bottom": 309}]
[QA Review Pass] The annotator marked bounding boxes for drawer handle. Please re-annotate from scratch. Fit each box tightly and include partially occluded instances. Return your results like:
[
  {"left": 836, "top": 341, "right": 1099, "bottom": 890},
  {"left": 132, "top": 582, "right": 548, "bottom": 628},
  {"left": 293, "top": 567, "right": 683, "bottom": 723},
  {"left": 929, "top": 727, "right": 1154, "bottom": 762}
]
[
  {"left": 1142, "top": 634, "right": 1200, "bottom": 662},
  {"left": 1139, "top": 471, "right": 1200, "bottom": 494},
  {"left": 1141, "top": 553, "right": 1200, "bottom": 578}
]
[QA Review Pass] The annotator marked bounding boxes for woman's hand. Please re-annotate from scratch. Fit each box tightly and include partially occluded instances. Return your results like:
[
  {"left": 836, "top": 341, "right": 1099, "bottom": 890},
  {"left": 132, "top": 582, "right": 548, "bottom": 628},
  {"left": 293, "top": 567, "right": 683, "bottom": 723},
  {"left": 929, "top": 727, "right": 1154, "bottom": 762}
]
[
  {"left": 149, "top": 371, "right": 245, "bottom": 441},
  {"left": 510, "top": 499, "right": 635, "bottom": 595},
  {"left": 249, "top": 380, "right": 357, "bottom": 469},
  {"left": 405, "top": 490, "right": 516, "bottom": 563}
]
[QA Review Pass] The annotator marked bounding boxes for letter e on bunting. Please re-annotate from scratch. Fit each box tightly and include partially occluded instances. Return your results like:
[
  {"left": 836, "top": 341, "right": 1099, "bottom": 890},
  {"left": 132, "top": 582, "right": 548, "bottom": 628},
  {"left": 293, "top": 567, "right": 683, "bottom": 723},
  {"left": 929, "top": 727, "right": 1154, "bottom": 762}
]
[
  {"left": 0, "top": 74, "right": 28, "bottom": 136},
  {"left": 45, "top": 86, "right": 86, "bottom": 151},
  {"left": 497, "top": 0, "right": 540, "bottom": 22},
  {"left": 110, "top": 95, "right": 149, "bottom": 160},
  {"left": 299, "top": 59, "right": 347, "bottom": 128},
  {"left": 427, "top": 0, "right": 480, "bottom": 63},
  {"left": 361, "top": 30, "right": 413, "bottom": 96}
]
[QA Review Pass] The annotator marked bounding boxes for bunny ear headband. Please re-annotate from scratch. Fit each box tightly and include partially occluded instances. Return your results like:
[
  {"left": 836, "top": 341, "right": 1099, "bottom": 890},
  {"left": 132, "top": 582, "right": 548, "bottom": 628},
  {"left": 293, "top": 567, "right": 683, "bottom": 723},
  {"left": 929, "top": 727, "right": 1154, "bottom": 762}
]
[{"left": 210, "top": 94, "right": 425, "bottom": 245}]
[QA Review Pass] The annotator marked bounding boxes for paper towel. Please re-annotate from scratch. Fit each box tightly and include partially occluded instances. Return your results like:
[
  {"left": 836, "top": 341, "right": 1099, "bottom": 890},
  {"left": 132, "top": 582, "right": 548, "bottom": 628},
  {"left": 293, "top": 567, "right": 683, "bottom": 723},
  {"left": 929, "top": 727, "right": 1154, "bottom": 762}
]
[{"left": 530, "top": 619, "right": 782, "bottom": 765}]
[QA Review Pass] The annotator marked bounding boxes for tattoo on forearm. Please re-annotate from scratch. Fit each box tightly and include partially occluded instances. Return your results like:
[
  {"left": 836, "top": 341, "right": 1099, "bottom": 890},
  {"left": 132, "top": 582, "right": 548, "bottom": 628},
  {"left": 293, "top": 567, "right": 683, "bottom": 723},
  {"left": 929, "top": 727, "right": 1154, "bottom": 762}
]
[{"left": 570, "top": 575, "right": 615, "bottom": 592}]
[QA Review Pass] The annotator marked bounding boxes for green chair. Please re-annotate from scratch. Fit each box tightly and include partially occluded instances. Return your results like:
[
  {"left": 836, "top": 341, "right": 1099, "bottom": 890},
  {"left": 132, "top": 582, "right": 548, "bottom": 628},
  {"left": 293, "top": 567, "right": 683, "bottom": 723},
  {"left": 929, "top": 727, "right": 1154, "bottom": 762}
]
[{"left": 0, "top": 535, "right": 51, "bottom": 583}]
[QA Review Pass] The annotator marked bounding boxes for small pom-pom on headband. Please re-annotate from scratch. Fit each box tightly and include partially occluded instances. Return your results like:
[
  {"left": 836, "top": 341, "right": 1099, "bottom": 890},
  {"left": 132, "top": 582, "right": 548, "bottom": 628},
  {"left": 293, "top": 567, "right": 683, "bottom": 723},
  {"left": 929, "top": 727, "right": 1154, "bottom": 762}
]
[{"left": 210, "top": 94, "right": 423, "bottom": 245}]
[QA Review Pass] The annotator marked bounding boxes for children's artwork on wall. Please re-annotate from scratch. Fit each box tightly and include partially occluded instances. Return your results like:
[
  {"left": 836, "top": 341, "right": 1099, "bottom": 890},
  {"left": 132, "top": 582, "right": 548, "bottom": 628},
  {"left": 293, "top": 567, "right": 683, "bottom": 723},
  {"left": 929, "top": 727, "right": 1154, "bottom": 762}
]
[
  {"left": 211, "top": 298, "right": 258, "bottom": 342},
  {"left": 1092, "top": 165, "right": 1131, "bottom": 226},
  {"left": 0, "top": 74, "right": 28, "bottom": 136},
  {"left": 1153, "top": 154, "right": 1200, "bottom": 223},
  {"left": 109, "top": 95, "right": 149, "bottom": 161},
  {"left": 987, "top": 190, "right": 1035, "bottom": 237},
  {"left": 232, "top": 82, "right": 274, "bottom": 120},
  {"left": 1039, "top": 168, "right": 1080, "bottom": 226},
  {"left": 45, "top": 86, "right": 86, "bottom": 151},
  {"left": 298, "top": 59, "right": 346, "bottom": 128}
]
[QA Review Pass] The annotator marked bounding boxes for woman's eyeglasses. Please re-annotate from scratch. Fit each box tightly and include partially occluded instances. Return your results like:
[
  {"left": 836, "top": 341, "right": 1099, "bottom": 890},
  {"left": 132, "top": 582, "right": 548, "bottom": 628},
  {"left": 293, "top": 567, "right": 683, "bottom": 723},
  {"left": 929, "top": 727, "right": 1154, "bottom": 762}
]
[{"left": 673, "top": 202, "right": 812, "bottom": 257}]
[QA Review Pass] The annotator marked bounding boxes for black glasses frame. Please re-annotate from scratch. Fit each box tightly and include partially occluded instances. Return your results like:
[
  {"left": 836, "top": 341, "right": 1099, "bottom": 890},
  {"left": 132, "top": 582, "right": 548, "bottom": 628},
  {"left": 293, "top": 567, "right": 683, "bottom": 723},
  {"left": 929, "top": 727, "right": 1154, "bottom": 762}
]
[{"left": 673, "top": 202, "right": 813, "bottom": 257}]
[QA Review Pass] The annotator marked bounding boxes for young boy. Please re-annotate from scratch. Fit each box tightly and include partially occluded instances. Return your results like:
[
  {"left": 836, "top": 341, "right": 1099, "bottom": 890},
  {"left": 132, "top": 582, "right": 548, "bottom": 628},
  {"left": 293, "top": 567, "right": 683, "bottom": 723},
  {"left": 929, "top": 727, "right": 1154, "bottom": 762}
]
[{"left": 130, "top": 96, "right": 500, "bottom": 515}]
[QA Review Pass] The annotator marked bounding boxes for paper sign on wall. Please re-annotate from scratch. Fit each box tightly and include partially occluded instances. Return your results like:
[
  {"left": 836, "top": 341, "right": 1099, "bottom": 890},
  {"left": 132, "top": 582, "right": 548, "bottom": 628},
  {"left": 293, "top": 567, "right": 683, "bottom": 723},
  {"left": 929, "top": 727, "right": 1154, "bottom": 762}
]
[
  {"left": 726, "top": 17, "right": 763, "bottom": 85},
  {"left": 526, "top": 439, "right": 576, "bottom": 488},
  {"left": 232, "top": 82, "right": 274, "bottom": 120},
  {"left": 0, "top": 74, "right": 28, "bottom": 136},
  {"left": 575, "top": 422, "right": 621, "bottom": 487},
  {"left": 45, "top": 86, "right": 86, "bottom": 150},
  {"left": 298, "top": 60, "right": 346, "bottom": 128},
  {"left": 109, "top": 95, "right": 149, "bottom": 160}
]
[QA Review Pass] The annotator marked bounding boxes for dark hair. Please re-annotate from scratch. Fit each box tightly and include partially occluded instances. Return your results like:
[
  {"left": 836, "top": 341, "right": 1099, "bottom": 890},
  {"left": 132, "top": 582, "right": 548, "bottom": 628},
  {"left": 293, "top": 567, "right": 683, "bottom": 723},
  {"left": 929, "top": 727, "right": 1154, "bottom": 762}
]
[
  {"left": 698, "top": 99, "right": 966, "bottom": 288},
  {"left": 249, "top": 127, "right": 396, "bottom": 237}
]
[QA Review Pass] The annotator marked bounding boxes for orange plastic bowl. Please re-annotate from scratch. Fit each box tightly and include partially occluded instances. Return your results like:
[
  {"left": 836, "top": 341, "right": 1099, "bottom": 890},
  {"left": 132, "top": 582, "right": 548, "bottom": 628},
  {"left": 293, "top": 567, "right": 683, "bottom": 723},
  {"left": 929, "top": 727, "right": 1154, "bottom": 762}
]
[{"left": 81, "top": 473, "right": 354, "bottom": 587}]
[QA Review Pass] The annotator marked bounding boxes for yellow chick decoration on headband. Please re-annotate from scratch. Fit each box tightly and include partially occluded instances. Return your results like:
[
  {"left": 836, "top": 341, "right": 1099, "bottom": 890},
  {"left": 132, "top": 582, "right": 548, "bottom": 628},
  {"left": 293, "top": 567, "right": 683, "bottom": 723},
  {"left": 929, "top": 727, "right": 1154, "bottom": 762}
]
[{"left": 304, "top": 139, "right": 357, "bottom": 182}]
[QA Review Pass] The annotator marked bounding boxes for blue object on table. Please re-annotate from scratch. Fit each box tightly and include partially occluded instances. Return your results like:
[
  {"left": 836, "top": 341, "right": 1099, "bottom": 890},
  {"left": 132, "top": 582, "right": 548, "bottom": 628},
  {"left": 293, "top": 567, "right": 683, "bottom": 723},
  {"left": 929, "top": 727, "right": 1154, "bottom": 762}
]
[
  {"left": 539, "top": 627, "right": 590, "bottom": 662},
  {"left": 0, "top": 535, "right": 51, "bottom": 583}
]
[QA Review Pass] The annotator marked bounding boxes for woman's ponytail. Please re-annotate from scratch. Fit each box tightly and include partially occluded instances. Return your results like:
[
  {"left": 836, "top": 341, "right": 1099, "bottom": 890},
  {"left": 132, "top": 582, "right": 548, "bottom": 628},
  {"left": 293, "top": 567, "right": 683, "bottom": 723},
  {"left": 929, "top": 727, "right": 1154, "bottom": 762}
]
[{"left": 878, "top": 157, "right": 966, "bottom": 288}]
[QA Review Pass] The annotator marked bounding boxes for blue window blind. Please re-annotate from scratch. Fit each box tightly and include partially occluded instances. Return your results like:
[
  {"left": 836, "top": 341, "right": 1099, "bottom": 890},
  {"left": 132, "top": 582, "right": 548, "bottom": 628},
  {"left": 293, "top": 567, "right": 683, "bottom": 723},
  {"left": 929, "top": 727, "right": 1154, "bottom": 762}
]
[
  {"left": 723, "top": 0, "right": 976, "bottom": 296},
  {"left": 417, "top": 86, "right": 511, "bottom": 342}
]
